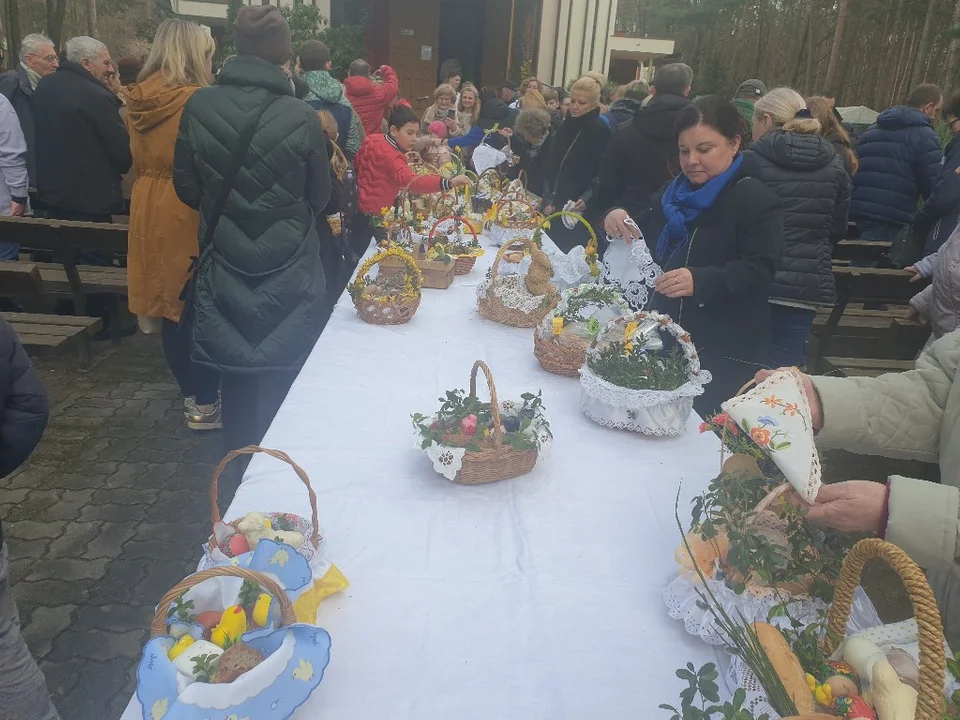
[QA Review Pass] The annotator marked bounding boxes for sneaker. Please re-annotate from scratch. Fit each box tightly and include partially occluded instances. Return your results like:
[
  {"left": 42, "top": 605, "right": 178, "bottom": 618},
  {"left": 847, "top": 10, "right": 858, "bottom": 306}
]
[
  {"left": 187, "top": 400, "right": 222, "bottom": 431},
  {"left": 183, "top": 397, "right": 198, "bottom": 420}
]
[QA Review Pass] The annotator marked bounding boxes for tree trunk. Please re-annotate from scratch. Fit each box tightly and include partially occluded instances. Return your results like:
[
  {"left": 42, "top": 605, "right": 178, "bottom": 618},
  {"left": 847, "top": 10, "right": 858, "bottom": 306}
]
[
  {"left": 911, "top": 0, "right": 939, "bottom": 87},
  {"left": 944, "top": 0, "right": 960, "bottom": 97},
  {"left": 804, "top": 2, "right": 815, "bottom": 94},
  {"left": 6, "top": 0, "right": 19, "bottom": 66},
  {"left": 823, "top": 0, "right": 848, "bottom": 92},
  {"left": 46, "top": 0, "right": 68, "bottom": 49},
  {"left": 85, "top": 0, "right": 99, "bottom": 38}
]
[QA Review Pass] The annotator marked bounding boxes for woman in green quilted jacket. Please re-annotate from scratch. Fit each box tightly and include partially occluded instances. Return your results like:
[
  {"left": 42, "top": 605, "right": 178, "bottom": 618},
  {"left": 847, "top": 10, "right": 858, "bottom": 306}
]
[{"left": 757, "top": 329, "right": 960, "bottom": 645}]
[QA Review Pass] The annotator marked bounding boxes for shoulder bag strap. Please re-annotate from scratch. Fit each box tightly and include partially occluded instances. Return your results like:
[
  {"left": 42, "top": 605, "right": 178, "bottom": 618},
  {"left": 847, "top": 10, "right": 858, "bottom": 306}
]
[{"left": 202, "top": 94, "right": 282, "bottom": 247}]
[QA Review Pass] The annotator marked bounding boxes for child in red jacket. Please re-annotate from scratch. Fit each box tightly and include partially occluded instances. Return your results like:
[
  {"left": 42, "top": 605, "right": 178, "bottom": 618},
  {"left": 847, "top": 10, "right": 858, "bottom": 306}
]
[{"left": 339, "top": 106, "right": 470, "bottom": 301}]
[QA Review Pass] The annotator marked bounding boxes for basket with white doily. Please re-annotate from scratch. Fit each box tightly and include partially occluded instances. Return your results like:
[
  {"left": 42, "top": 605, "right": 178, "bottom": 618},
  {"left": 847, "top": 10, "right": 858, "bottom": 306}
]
[
  {"left": 477, "top": 237, "right": 559, "bottom": 328},
  {"left": 579, "top": 311, "right": 709, "bottom": 435},
  {"left": 488, "top": 198, "right": 542, "bottom": 247}
]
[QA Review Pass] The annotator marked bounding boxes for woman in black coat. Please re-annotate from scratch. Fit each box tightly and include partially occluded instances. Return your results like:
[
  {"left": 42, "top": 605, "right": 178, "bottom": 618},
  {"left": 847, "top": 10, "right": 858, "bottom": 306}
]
[
  {"left": 603, "top": 96, "right": 785, "bottom": 414},
  {"left": 746, "top": 88, "right": 850, "bottom": 369},
  {"left": 508, "top": 107, "right": 554, "bottom": 199},
  {"left": 542, "top": 73, "right": 612, "bottom": 251}
]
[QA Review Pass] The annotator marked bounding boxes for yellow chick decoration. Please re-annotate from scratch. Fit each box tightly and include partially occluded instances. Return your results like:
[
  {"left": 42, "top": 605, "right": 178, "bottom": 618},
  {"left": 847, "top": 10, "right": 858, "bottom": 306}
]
[
  {"left": 872, "top": 659, "right": 917, "bottom": 720},
  {"left": 252, "top": 593, "right": 272, "bottom": 628},
  {"left": 552, "top": 317, "right": 564, "bottom": 336},
  {"left": 806, "top": 674, "right": 833, "bottom": 708},
  {"left": 210, "top": 605, "right": 247, "bottom": 648},
  {"left": 292, "top": 658, "right": 314, "bottom": 682},
  {"left": 167, "top": 634, "right": 195, "bottom": 661}
]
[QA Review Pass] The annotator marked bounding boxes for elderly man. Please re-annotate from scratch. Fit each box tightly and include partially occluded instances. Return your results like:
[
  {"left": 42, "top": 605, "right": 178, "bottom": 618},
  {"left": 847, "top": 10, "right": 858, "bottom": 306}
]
[
  {"left": 32, "top": 36, "right": 129, "bottom": 224},
  {"left": 0, "top": 34, "right": 58, "bottom": 183}
]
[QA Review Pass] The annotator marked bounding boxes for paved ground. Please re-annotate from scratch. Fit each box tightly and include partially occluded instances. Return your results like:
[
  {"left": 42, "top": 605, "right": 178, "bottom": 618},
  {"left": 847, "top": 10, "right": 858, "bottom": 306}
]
[
  {"left": 0, "top": 332, "right": 935, "bottom": 719},
  {"left": 0, "top": 333, "right": 224, "bottom": 719}
]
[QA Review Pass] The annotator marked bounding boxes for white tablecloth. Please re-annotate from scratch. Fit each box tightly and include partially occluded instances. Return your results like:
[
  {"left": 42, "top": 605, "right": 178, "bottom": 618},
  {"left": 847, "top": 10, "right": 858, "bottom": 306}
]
[{"left": 122, "top": 236, "right": 722, "bottom": 720}]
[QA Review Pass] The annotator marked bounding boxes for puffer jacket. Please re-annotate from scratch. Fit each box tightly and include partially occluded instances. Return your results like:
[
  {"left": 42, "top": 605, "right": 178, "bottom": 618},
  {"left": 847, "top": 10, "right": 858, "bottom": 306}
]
[
  {"left": 811, "top": 330, "right": 960, "bottom": 644},
  {"left": 354, "top": 132, "right": 448, "bottom": 214},
  {"left": 913, "top": 133, "right": 960, "bottom": 256},
  {"left": 173, "top": 55, "right": 332, "bottom": 372},
  {"left": 302, "top": 69, "right": 364, "bottom": 157},
  {"left": 344, "top": 66, "right": 398, "bottom": 136},
  {"left": 743, "top": 130, "right": 850, "bottom": 307},
  {"left": 851, "top": 106, "right": 943, "bottom": 226},
  {"left": 910, "top": 226, "right": 960, "bottom": 339},
  {"left": 0, "top": 316, "right": 49, "bottom": 547}
]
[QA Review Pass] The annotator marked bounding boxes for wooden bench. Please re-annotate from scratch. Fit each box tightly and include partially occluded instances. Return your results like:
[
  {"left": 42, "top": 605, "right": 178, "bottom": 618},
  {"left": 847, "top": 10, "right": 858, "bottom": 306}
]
[
  {"left": 832, "top": 240, "right": 892, "bottom": 265},
  {"left": 808, "top": 267, "right": 930, "bottom": 372},
  {"left": 0, "top": 262, "right": 102, "bottom": 366},
  {"left": 819, "top": 356, "right": 916, "bottom": 378},
  {"left": 0, "top": 216, "right": 129, "bottom": 342}
]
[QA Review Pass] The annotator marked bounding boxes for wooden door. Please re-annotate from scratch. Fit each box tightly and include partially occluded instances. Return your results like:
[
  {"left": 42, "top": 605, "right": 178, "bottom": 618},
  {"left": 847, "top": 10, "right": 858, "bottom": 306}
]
[{"left": 388, "top": 0, "right": 440, "bottom": 113}]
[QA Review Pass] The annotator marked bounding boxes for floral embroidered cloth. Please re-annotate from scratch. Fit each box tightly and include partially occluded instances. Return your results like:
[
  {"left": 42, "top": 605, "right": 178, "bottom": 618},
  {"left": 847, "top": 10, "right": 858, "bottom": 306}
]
[{"left": 721, "top": 370, "right": 822, "bottom": 503}]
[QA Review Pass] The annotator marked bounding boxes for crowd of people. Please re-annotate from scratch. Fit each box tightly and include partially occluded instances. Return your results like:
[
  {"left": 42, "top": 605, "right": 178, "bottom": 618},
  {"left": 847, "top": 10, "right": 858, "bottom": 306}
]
[{"left": 1, "top": 4, "right": 960, "bottom": 715}]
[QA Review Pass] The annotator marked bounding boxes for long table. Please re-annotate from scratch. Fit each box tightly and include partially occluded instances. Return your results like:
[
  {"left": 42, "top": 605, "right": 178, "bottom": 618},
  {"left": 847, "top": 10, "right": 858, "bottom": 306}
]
[{"left": 122, "top": 236, "right": 722, "bottom": 719}]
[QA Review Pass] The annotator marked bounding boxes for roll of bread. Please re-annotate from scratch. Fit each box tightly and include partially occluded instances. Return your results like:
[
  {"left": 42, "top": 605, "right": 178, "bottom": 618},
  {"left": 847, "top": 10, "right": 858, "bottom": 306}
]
[{"left": 752, "top": 621, "right": 816, "bottom": 715}]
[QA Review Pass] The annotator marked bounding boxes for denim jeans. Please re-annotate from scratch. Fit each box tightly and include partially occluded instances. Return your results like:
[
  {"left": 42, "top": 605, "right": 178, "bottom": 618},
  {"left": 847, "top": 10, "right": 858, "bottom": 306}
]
[
  {"left": 768, "top": 304, "right": 816, "bottom": 369},
  {"left": 0, "top": 242, "right": 18, "bottom": 260},
  {"left": 0, "top": 543, "right": 61, "bottom": 720}
]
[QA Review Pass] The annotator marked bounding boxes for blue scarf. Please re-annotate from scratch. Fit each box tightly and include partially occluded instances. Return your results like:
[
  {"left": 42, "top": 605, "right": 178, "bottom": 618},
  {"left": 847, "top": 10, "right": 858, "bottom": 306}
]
[{"left": 656, "top": 154, "right": 743, "bottom": 265}]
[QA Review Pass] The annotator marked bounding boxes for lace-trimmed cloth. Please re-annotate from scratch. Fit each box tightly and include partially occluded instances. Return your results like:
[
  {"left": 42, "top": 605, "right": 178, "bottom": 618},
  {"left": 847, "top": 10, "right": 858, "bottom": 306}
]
[
  {"left": 601, "top": 229, "right": 662, "bottom": 310},
  {"left": 477, "top": 272, "right": 551, "bottom": 313}
]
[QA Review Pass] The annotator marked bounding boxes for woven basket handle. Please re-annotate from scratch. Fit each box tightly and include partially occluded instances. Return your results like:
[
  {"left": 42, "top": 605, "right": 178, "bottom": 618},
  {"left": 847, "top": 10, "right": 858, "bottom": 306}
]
[
  {"left": 151, "top": 566, "right": 297, "bottom": 637},
  {"left": 488, "top": 235, "right": 537, "bottom": 286},
  {"left": 428, "top": 215, "right": 479, "bottom": 245},
  {"left": 824, "top": 538, "right": 944, "bottom": 720},
  {"left": 210, "top": 446, "right": 320, "bottom": 548},
  {"left": 469, "top": 360, "right": 504, "bottom": 448}
]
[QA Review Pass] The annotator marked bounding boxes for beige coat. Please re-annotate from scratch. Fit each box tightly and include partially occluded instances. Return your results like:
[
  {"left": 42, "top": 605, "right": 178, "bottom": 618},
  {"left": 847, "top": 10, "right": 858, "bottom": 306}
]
[{"left": 812, "top": 330, "right": 960, "bottom": 644}]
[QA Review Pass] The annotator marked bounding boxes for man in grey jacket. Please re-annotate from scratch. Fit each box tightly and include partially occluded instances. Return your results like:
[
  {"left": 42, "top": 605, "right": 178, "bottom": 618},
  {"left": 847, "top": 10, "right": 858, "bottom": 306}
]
[
  {"left": 0, "top": 93, "right": 28, "bottom": 261},
  {"left": 758, "top": 329, "right": 960, "bottom": 645}
]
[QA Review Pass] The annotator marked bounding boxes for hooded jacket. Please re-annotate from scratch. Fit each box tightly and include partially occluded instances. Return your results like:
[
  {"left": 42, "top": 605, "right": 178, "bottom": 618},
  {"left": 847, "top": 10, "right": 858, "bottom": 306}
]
[
  {"left": 303, "top": 69, "right": 364, "bottom": 158},
  {"left": 344, "top": 65, "right": 398, "bottom": 136},
  {"left": 31, "top": 60, "right": 132, "bottom": 215},
  {"left": 597, "top": 93, "right": 690, "bottom": 220},
  {"left": 173, "top": 55, "right": 332, "bottom": 372},
  {"left": 743, "top": 130, "right": 850, "bottom": 307},
  {"left": 911, "top": 226, "right": 960, "bottom": 340},
  {"left": 851, "top": 106, "right": 943, "bottom": 226},
  {"left": 0, "top": 316, "right": 49, "bottom": 548},
  {"left": 124, "top": 72, "right": 203, "bottom": 323},
  {"left": 603, "top": 97, "right": 644, "bottom": 125},
  {"left": 913, "top": 133, "right": 960, "bottom": 256},
  {"left": 354, "top": 132, "right": 449, "bottom": 214}
]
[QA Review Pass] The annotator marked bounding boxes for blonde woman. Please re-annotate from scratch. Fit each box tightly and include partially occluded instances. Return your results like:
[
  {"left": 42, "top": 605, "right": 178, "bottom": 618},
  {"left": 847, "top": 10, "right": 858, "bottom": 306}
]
[
  {"left": 807, "top": 96, "right": 859, "bottom": 176},
  {"left": 421, "top": 83, "right": 461, "bottom": 136},
  {"left": 457, "top": 82, "right": 481, "bottom": 134},
  {"left": 541, "top": 72, "right": 612, "bottom": 251},
  {"left": 744, "top": 87, "right": 850, "bottom": 368},
  {"left": 124, "top": 19, "right": 220, "bottom": 429}
]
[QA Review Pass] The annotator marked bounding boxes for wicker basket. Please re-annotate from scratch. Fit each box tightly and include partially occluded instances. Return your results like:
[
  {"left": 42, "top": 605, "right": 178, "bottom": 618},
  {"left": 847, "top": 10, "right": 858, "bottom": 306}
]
[
  {"left": 151, "top": 565, "right": 297, "bottom": 638},
  {"left": 430, "top": 360, "right": 540, "bottom": 485},
  {"left": 822, "top": 538, "right": 945, "bottom": 720},
  {"left": 472, "top": 168, "right": 502, "bottom": 214},
  {"left": 488, "top": 198, "right": 542, "bottom": 247},
  {"left": 412, "top": 243, "right": 456, "bottom": 289},
  {"left": 534, "top": 331, "right": 588, "bottom": 377},
  {"left": 207, "top": 446, "right": 321, "bottom": 558},
  {"left": 478, "top": 237, "right": 559, "bottom": 328},
  {"left": 428, "top": 214, "right": 482, "bottom": 275},
  {"left": 350, "top": 247, "right": 422, "bottom": 325}
]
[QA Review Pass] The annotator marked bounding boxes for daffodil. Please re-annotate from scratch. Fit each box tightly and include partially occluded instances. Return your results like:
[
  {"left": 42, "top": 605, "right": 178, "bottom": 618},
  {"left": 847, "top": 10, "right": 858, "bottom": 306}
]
[{"left": 624, "top": 320, "right": 639, "bottom": 341}]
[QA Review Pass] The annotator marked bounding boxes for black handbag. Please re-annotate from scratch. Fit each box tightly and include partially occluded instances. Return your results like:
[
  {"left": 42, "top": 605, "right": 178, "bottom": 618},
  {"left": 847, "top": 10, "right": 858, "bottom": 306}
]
[
  {"left": 886, "top": 224, "right": 923, "bottom": 269},
  {"left": 179, "top": 94, "right": 282, "bottom": 328}
]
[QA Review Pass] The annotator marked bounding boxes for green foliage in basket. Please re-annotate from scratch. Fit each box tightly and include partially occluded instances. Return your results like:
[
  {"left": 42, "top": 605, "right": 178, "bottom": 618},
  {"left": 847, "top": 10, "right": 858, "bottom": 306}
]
[
  {"left": 555, "top": 285, "right": 625, "bottom": 326},
  {"left": 660, "top": 663, "right": 769, "bottom": 720},
  {"left": 191, "top": 653, "right": 220, "bottom": 683},
  {"left": 168, "top": 595, "right": 196, "bottom": 624},
  {"left": 767, "top": 604, "right": 839, "bottom": 677},
  {"left": 690, "top": 471, "right": 847, "bottom": 602},
  {"left": 588, "top": 343, "right": 690, "bottom": 391},
  {"left": 412, "top": 391, "right": 551, "bottom": 452}
]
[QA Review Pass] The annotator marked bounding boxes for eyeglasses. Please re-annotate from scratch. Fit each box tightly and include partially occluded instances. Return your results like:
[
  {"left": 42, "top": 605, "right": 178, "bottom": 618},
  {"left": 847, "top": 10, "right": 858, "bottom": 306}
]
[{"left": 29, "top": 53, "right": 59, "bottom": 64}]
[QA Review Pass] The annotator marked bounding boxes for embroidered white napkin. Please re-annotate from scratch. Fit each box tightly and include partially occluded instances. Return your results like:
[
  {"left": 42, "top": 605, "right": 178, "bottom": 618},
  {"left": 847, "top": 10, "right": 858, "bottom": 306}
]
[{"left": 721, "top": 370, "right": 822, "bottom": 503}]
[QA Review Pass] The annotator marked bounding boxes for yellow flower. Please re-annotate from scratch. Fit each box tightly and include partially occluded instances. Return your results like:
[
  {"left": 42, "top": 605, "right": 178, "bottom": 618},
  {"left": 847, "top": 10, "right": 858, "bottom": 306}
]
[
  {"left": 624, "top": 320, "right": 639, "bottom": 341},
  {"left": 623, "top": 341, "right": 635, "bottom": 353},
  {"left": 552, "top": 317, "right": 564, "bottom": 336}
]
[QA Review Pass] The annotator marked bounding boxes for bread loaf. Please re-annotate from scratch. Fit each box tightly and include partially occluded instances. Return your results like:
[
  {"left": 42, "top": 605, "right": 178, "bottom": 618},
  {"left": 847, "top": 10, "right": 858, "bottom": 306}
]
[{"left": 752, "top": 622, "right": 816, "bottom": 715}]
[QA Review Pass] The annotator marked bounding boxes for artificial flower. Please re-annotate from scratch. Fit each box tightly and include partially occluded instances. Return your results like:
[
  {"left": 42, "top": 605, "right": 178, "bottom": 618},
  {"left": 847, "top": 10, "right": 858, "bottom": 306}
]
[
  {"left": 624, "top": 320, "right": 639, "bottom": 341},
  {"left": 552, "top": 317, "right": 564, "bottom": 336},
  {"left": 675, "top": 529, "right": 729, "bottom": 582},
  {"left": 461, "top": 414, "right": 478, "bottom": 436},
  {"left": 698, "top": 422, "right": 711, "bottom": 434}
]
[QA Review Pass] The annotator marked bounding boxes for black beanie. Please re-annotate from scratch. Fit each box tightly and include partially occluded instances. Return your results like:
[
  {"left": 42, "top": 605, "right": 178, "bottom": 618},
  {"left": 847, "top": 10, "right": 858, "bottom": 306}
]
[{"left": 234, "top": 5, "right": 292, "bottom": 65}]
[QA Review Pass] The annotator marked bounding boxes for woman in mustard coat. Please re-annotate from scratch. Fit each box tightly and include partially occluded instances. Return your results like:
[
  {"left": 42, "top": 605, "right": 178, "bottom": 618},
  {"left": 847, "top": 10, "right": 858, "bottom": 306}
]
[{"left": 124, "top": 19, "right": 221, "bottom": 429}]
